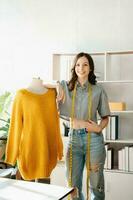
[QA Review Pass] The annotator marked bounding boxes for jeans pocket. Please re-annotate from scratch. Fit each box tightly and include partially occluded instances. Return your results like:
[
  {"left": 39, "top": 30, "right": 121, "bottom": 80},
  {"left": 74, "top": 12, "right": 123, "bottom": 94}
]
[{"left": 90, "top": 135, "right": 105, "bottom": 164}]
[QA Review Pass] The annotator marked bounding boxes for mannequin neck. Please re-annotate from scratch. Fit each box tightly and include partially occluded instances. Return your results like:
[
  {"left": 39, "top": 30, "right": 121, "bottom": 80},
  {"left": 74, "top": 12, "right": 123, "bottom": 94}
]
[{"left": 27, "top": 78, "right": 48, "bottom": 94}]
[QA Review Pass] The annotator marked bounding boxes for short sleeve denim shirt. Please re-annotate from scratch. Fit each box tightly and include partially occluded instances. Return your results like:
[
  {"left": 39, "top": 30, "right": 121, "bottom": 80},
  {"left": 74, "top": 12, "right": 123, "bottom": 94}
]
[{"left": 59, "top": 80, "right": 110, "bottom": 122}]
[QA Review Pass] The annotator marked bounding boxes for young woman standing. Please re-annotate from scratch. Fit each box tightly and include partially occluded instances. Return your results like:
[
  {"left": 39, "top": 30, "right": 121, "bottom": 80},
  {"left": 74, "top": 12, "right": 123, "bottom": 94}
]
[{"left": 58, "top": 52, "right": 110, "bottom": 200}]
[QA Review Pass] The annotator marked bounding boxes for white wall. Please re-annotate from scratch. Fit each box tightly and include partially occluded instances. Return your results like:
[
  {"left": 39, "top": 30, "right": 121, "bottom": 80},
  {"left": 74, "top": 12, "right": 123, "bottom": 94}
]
[{"left": 0, "top": 0, "right": 133, "bottom": 92}]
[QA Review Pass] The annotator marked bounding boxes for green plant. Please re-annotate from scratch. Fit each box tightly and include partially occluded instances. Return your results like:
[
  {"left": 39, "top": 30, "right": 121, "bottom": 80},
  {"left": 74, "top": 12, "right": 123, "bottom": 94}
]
[
  {"left": 0, "top": 92, "right": 13, "bottom": 137},
  {"left": 0, "top": 117, "right": 10, "bottom": 138},
  {"left": 0, "top": 92, "right": 11, "bottom": 113},
  {"left": 0, "top": 92, "right": 13, "bottom": 160}
]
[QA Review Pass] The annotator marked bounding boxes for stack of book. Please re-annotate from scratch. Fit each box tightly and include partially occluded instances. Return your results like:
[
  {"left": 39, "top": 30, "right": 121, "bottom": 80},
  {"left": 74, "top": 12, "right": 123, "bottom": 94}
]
[
  {"left": 102, "top": 115, "right": 119, "bottom": 141},
  {"left": 118, "top": 146, "right": 133, "bottom": 172},
  {"left": 104, "top": 145, "right": 133, "bottom": 171}
]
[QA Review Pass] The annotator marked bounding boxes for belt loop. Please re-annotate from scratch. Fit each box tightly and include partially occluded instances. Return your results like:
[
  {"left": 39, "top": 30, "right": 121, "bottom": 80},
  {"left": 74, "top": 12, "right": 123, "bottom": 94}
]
[{"left": 85, "top": 128, "right": 88, "bottom": 133}]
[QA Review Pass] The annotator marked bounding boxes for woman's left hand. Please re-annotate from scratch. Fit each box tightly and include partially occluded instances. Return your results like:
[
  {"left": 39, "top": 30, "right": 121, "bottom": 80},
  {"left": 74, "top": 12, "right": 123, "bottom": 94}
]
[{"left": 86, "top": 120, "right": 102, "bottom": 133}]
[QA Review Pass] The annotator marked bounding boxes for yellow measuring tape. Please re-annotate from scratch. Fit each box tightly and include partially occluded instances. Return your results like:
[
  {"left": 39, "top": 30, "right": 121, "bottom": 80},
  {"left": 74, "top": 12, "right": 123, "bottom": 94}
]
[
  {"left": 68, "top": 82, "right": 92, "bottom": 200},
  {"left": 86, "top": 83, "right": 92, "bottom": 200}
]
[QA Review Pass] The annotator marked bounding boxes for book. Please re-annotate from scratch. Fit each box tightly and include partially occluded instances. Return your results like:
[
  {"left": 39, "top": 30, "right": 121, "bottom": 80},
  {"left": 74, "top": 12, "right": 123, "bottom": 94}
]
[
  {"left": 107, "top": 149, "right": 113, "bottom": 169},
  {"left": 118, "top": 149, "right": 123, "bottom": 170},
  {"left": 110, "top": 115, "right": 119, "bottom": 140},
  {"left": 125, "top": 146, "right": 129, "bottom": 171},
  {"left": 129, "top": 147, "right": 133, "bottom": 172},
  {"left": 106, "top": 117, "right": 111, "bottom": 140},
  {"left": 104, "top": 144, "right": 108, "bottom": 169},
  {"left": 122, "top": 148, "right": 126, "bottom": 171}
]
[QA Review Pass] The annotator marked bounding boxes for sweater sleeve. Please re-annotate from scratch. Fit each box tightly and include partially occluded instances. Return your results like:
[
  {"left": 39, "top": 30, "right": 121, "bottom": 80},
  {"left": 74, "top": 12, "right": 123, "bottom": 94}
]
[
  {"left": 56, "top": 111, "right": 63, "bottom": 160},
  {"left": 53, "top": 89, "right": 63, "bottom": 160},
  {"left": 5, "top": 91, "right": 23, "bottom": 166}
]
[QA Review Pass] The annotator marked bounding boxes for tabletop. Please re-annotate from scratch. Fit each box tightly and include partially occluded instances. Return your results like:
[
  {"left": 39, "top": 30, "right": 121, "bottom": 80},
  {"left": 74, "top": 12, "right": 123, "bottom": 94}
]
[{"left": 0, "top": 177, "right": 74, "bottom": 200}]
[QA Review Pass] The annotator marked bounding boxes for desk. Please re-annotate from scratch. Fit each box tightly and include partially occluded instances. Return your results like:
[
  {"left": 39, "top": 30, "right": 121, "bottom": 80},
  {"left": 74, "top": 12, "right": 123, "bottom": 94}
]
[{"left": 0, "top": 178, "right": 74, "bottom": 200}]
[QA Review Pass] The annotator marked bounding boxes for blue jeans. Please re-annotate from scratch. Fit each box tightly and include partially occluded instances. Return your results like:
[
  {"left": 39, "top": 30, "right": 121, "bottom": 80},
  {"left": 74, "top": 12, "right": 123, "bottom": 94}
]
[{"left": 65, "top": 129, "right": 106, "bottom": 200}]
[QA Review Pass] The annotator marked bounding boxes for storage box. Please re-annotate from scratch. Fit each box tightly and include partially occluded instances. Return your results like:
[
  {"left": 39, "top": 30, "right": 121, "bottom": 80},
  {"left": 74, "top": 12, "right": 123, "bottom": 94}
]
[{"left": 109, "top": 102, "right": 126, "bottom": 111}]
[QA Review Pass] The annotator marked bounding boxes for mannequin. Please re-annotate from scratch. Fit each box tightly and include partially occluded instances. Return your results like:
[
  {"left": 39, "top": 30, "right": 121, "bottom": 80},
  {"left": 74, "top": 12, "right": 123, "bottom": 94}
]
[
  {"left": 5, "top": 78, "right": 63, "bottom": 183},
  {"left": 27, "top": 77, "right": 48, "bottom": 94}
]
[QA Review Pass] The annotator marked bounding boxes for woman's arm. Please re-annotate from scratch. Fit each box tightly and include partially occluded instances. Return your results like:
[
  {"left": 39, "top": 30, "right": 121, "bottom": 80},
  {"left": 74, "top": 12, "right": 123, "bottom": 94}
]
[
  {"left": 87, "top": 116, "right": 109, "bottom": 133},
  {"left": 56, "top": 82, "right": 65, "bottom": 102},
  {"left": 44, "top": 82, "right": 65, "bottom": 102}
]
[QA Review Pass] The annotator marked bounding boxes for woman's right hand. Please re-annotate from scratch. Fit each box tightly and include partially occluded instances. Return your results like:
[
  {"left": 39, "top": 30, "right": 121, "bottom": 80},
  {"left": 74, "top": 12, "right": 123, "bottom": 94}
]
[
  {"left": 44, "top": 82, "right": 65, "bottom": 103},
  {"left": 56, "top": 82, "right": 65, "bottom": 103}
]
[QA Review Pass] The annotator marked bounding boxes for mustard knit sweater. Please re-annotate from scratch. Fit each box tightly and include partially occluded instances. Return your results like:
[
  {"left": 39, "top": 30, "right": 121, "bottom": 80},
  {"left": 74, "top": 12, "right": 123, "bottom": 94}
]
[{"left": 5, "top": 89, "right": 63, "bottom": 180}]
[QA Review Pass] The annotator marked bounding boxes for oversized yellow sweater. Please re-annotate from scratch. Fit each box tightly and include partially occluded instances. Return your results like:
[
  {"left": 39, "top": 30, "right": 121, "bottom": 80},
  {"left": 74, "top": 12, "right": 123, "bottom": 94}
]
[{"left": 5, "top": 89, "right": 63, "bottom": 180}]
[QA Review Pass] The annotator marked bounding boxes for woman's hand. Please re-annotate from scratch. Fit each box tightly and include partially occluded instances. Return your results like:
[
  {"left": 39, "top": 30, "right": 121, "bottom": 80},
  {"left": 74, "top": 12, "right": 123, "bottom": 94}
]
[
  {"left": 87, "top": 117, "right": 109, "bottom": 133},
  {"left": 72, "top": 118, "right": 101, "bottom": 133},
  {"left": 43, "top": 82, "right": 65, "bottom": 103},
  {"left": 56, "top": 82, "right": 65, "bottom": 103},
  {"left": 86, "top": 120, "right": 102, "bottom": 133}
]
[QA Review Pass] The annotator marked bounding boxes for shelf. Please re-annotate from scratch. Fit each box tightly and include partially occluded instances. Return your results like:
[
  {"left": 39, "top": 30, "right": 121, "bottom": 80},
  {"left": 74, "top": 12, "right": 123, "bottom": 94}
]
[
  {"left": 105, "top": 139, "right": 133, "bottom": 144},
  {"left": 53, "top": 50, "right": 133, "bottom": 56},
  {"left": 110, "top": 110, "right": 133, "bottom": 114},
  {"left": 106, "top": 51, "right": 133, "bottom": 55},
  {"left": 53, "top": 52, "right": 105, "bottom": 56},
  {"left": 98, "top": 80, "right": 133, "bottom": 83},
  {"left": 104, "top": 169, "right": 133, "bottom": 174}
]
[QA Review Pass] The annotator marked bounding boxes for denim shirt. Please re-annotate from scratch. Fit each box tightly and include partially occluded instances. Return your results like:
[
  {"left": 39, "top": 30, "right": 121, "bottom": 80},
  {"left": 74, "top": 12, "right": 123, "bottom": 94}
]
[{"left": 59, "top": 80, "right": 110, "bottom": 123}]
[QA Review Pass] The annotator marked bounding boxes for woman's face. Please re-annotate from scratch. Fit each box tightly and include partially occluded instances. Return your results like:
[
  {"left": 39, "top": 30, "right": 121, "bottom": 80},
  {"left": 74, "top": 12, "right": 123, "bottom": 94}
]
[{"left": 75, "top": 56, "right": 90, "bottom": 80}]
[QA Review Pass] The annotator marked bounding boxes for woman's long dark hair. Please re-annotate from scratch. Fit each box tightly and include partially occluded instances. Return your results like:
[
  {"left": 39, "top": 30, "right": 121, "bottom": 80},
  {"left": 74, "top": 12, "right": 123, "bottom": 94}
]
[{"left": 68, "top": 52, "right": 97, "bottom": 91}]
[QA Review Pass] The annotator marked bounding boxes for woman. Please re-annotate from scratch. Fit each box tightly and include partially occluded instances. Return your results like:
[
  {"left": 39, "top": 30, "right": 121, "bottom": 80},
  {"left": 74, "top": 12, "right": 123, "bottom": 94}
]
[{"left": 57, "top": 52, "right": 110, "bottom": 200}]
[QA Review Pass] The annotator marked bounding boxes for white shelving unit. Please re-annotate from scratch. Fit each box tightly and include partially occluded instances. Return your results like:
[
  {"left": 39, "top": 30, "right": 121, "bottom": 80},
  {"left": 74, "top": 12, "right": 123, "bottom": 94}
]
[{"left": 52, "top": 51, "right": 133, "bottom": 200}]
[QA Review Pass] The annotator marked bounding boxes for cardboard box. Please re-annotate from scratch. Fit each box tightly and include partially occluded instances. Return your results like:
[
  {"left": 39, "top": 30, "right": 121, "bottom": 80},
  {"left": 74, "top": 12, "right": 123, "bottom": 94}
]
[{"left": 109, "top": 102, "right": 126, "bottom": 111}]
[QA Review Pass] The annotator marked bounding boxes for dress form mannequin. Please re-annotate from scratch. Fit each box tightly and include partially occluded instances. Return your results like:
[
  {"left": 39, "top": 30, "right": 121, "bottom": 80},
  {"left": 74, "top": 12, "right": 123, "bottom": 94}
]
[
  {"left": 16, "top": 78, "right": 49, "bottom": 182},
  {"left": 27, "top": 77, "right": 48, "bottom": 94},
  {"left": 5, "top": 77, "right": 63, "bottom": 183}
]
